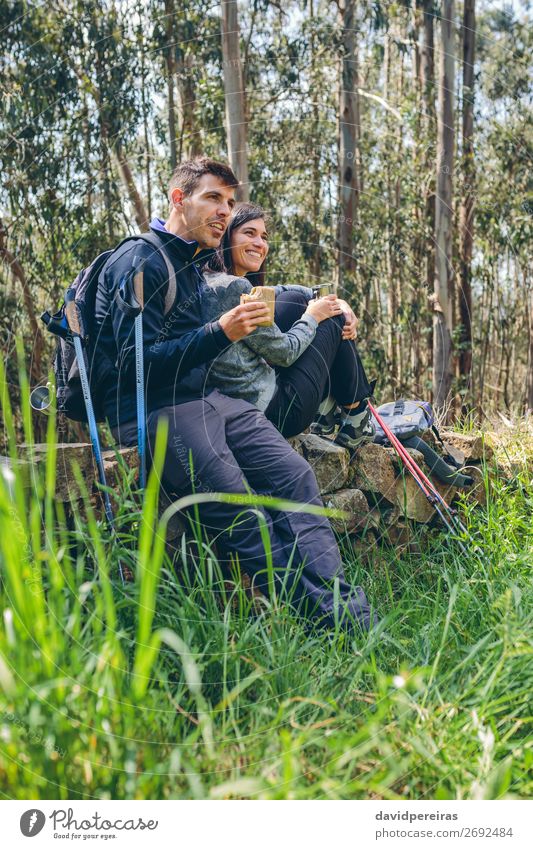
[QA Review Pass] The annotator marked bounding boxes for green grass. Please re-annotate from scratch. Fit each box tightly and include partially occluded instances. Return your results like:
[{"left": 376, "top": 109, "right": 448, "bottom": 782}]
[{"left": 0, "top": 358, "right": 532, "bottom": 800}]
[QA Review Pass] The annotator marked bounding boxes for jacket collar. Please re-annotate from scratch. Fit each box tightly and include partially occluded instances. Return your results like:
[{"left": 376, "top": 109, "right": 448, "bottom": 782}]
[{"left": 150, "top": 219, "right": 216, "bottom": 266}]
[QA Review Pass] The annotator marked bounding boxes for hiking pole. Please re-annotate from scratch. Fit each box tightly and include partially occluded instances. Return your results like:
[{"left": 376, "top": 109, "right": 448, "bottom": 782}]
[
  {"left": 370, "top": 401, "right": 471, "bottom": 548},
  {"left": 380, "top": 426, "right": 469, "bottom": 553},
  {"left": 64, "top": 291, "right": 126, "bottom": 584},
  {"left": 133, "top": 266, "right": 146, "bottom": 490},
  {"left": 116, "top": 266, "right": 147, "bottom": 490},
  {"left": 368, "top": 402, "right": 471, "bottom": 554},
  {"left": 385, "top": 423, "right": 471, "bottom": 540},
  {"left": 370, "top": 402, "right": 468, "bottom": 535},
  {"left": 403, "top": 439, "right": 470, "bottom": 537}
]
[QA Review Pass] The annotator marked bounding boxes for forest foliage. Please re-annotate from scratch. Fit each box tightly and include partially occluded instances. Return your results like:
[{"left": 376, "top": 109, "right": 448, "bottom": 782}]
[
  {"left": 1, "top": 0, "right": 532, "bottom": 431},
  {"left": 0, "top": 2, "right": 532, "bottom": 802}
]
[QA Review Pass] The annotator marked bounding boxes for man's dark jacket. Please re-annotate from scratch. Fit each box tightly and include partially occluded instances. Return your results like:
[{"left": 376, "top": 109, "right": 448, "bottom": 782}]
[{"left": 94, "top": 219, "right": 231, "bottom": 427}]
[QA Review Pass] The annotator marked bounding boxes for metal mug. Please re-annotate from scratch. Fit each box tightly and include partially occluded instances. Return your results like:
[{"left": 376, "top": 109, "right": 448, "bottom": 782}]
[
  {"left": 30, "top": 382, "right": 55, "bottom": 414},
  {"left": 312, "top": 283, "right": 334, "bottom": 299}
]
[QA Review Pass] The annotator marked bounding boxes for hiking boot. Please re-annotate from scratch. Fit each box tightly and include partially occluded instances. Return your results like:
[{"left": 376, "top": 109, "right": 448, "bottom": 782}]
[
  {"left": 310, "top": 406, "right": 338, "bottom": 437},
  {"left": 334, "top": 406, "right": 376, "bottom": 450}
]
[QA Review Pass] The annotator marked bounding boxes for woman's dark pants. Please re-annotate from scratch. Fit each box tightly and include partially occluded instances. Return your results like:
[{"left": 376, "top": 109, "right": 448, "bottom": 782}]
[{"left": 264, "top": 291, "right": 373, "bottom": 438}]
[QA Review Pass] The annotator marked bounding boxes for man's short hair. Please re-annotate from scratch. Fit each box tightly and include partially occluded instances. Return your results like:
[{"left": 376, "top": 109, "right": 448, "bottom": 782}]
[{"left": 168, "top": 157, "right": 238, "bottom": 201}]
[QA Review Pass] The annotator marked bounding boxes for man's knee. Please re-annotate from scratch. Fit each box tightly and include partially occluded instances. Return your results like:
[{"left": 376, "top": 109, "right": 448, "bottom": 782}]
[{"left": 280, "top": 450, "right": 321, "bottom": 499}]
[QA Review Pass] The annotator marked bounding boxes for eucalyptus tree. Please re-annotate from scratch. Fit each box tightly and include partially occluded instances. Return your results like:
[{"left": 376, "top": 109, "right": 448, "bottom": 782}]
[
  {"left": 337, "top": 0, "right": 361, "bottom": 289},
  {"left": 458, "top": 0, "right": 476, "bottom": 406},
  {"left": 154, "top": 0, "right": 223, "bottom": 167},
  {"left": 1, "top": 0, "right": 531, "bottom": 429},
  {"left": 0, "top": 1, "right": 82, "bottom": 384},
  {"left": 220, "top": 0, "right": 249, "bottom": 199},
  {"left": 433, "top": 0, "right": 455, "bottom": 413},
  {"left": 419, "top": 0, "right": 436, "bottom": 306},
  {"left": 473, "top": 4, "right": 532, "bottom": 414}
]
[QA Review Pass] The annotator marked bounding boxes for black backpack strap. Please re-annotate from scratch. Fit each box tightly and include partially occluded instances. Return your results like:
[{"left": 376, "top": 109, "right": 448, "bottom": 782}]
[
  {"left": 113, "top": 287, "right": 140, "bottom": 319},
  {"left": 430, "top": 423, "right": 463, "bottom": 470},
  {"left": 41, "top": 310, "right": 70, "bottom": 340},
  {"left": 431, "top": 423, "right": 445, "bottom": 447},
  {"left": 159, "top": 248, "right": 177, "bottom": 315},
  {"left": 116, "top": 232, "right": 177, "bottom": 316},
  {"left": 402, "top": 436, "right": 474, "bottom": 488}
]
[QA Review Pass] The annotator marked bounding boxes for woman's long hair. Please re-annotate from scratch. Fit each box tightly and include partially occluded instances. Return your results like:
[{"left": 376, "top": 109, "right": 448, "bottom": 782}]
[{"left": 206, "top": 201, "right": 269, "bottom": 286}]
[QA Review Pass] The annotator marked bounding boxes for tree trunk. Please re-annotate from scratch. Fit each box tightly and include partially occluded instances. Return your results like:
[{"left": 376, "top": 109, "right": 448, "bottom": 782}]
[
  {"left": 165, "top": 0, "right": 178, "bottom": 169},
  {"left": 90, "top": 8, "right": 114, "bottom": 242},
  {"left": 338, "top": 0, "right": 360, "bottom": 289},
  {"left": 527, "top": 277, "right": 533, "bottom": 412},
  {"left": 112, "top": 146, "right": 150, "bottom": 232},
  {"left": 82, "top": 91, "right": 93, "bottom": 216},
  {"left": 140, "top": 29, "right": 152, "bottom": 218},
  {"left": 420, "top": 0, "right": 436, "bottom": 381},
  {"left": 0, "top": 219, "right": 45, "bottom": 387},
  {"left": 384, "top": 34, "right": 398, "bottom": 386},
  {"left": 220, "top": 0, "right": 249, "bottom": 199},
  {"left": 177, "top": 52, "right": 201, "bottom": 160},
  {"left": 411, "top": 3, "right": 423, "bottom": 393},
  {"left": 458, "top": 0, "right": 475, "bottom": 406},
  {"left": 310, "top": 0, "right": 322, "bottom": 283},
  {"left": 395, "top": 50, "right": 405, "bottom": 391},
  {"left": 477, "top": 260, "right": 494, "bottom": 415},
  {"left": 93, "top": 82, "right": 114, "bottom": 241},
  {"left": 420, "top": 0, "right": 435, "bottom": 109},
  {"left": 412, "top": 0, "right": 421, "bottom": 86},
  {"left": 433, "top": 0, "right": 455, "bottom": 414}
]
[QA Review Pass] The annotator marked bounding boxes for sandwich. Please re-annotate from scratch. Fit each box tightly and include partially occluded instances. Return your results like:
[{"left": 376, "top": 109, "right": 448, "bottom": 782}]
[{"left": 240, "top": 286, "right": 276, "bottom": 327}]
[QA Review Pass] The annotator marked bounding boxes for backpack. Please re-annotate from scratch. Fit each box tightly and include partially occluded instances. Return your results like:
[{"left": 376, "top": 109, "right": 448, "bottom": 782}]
[
  {"left": 371, "top": 399, "right": 474, "bottom": 488},
  {"left": 371, "top": 399, "right": 436, "bottom": 444},
  {"left": 41, "top": 232, "right": 177, "bottom": 422}
]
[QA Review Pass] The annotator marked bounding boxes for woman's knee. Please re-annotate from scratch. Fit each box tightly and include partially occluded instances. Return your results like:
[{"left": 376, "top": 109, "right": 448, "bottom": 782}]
[
  {"left": 277, "top": 290, "right": 309, "bottom": 308},
  {"left": 274, "top": 290, "right": 309, "bottom": 330},
  {"left": 314, "top": 312, "right": 345, "bottom": 345}
]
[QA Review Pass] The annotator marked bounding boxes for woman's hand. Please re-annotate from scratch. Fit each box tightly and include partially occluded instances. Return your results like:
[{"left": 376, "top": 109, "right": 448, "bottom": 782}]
[
  {"left": 336, "top": 299, "right": 359, "bottom": 340},
  {"left": 305, "top": 294, "right": 344, "bottom": 324},
  {"left": 218, "top": 301, "right": 271, "bottom": 341}
]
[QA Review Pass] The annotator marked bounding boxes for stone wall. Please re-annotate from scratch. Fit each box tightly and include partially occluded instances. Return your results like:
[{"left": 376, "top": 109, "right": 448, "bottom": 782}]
[
  {"left": 288, "top": 431, "right": 492, "bottom": 545},
  {"left": 4, "top": 429, "right": 494, "bottom": 552}
]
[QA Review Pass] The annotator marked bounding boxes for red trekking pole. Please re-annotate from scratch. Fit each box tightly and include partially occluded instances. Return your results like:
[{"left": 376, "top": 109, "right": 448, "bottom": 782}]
[{"left": 368, "top": 402, "right": 472, "bottom": 555}]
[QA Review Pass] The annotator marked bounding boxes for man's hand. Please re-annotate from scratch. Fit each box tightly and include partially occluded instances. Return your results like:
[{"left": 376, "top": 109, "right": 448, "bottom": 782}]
[
  {"left": 218, "top": 301, "right": 271, "bottom": 342},
  {"left": 337, "top": 298, "right": 359, "bottom": 340}
]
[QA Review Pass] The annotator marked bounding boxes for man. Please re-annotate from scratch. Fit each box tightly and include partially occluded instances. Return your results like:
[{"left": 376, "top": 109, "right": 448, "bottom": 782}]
[{"left": 94, "top": 157, "right": 376, "bottom": 631}]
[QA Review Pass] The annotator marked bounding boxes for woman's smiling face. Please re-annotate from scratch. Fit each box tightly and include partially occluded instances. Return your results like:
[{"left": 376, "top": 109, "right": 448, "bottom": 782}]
[{"left": 230, "top": 217, "right": 269, "bottom": 277}]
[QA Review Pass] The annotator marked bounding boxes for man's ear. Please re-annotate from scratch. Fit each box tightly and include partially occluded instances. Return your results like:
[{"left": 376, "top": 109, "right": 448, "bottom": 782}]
[{"left": 171, "top": 187, "right": 185, "bottom": 208}]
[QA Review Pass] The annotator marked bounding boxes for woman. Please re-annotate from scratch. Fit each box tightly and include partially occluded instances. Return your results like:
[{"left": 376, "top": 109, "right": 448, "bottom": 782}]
[{"left": 202, "top": 202, "right": 375, "bottom": 447}]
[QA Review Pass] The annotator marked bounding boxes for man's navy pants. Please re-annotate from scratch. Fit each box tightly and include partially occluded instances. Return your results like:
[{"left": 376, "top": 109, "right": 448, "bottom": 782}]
[{"left": 114, "top": 389, "right": 375, "bottom": 631}]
